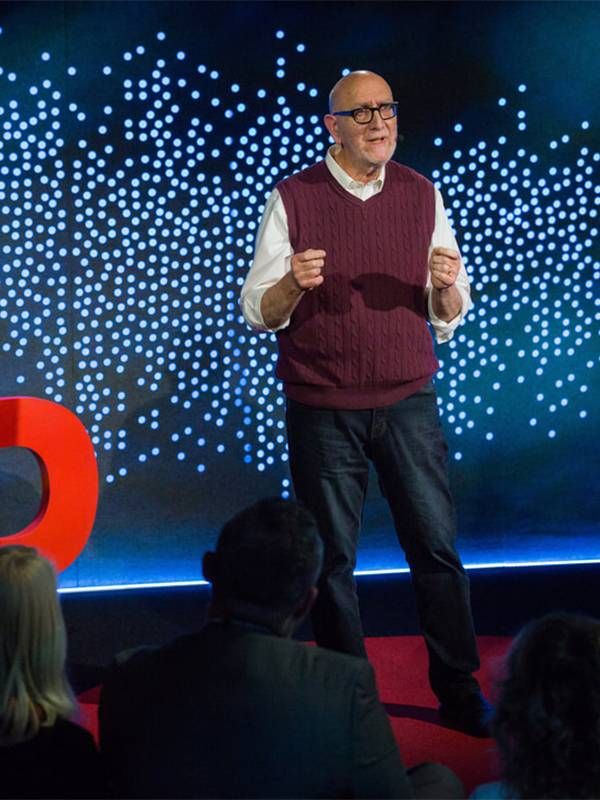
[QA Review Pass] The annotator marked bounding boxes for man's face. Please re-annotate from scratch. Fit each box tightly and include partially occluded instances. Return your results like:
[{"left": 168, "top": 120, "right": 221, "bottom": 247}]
[{"left": 324, "top": 73, "right": 397, "bottom": 181}]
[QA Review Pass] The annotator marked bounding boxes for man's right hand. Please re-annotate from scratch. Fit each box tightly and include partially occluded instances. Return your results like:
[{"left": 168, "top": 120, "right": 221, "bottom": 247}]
[
  {"left": 260, "top": 248, "right": 325, "bottom": 329},
  {"left": 290, "top": 249, "right": 326, "bottom": 291}
]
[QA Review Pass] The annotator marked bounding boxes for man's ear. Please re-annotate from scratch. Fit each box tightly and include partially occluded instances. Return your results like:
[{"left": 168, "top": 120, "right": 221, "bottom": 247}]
[
  {"left": 323, "top": 113, "right": 341, "bottom": 144},
  {"left": 202, "top": 551, "right": 217, "bottom": 584}
]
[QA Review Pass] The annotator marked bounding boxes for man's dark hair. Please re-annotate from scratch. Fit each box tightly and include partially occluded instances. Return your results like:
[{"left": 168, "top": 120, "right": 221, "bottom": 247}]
[
  {"left": 212, "top": 498, "right": 323, "bottom": 613},
  {"left": 494, "top": 612, "right": 600, "bottom": 799}
]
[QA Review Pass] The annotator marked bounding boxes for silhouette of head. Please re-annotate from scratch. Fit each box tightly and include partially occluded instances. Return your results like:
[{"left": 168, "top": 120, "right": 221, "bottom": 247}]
[
  {"left": 203, "top": 498, "right": 323, "bottom": 635},
  {"left": 495, "top": 612, "right": 600, "bottom": 799}
]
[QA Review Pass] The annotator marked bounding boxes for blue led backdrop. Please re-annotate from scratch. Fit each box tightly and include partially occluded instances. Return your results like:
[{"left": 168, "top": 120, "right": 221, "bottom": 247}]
[{"left": 0, "top": 1, "right": 598, "bottom": 588}]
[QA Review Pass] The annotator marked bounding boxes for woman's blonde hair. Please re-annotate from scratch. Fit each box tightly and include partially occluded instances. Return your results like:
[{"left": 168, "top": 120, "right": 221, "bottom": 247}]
[{"left": 0, "top": 545, "right": 75, "bottom": 745}]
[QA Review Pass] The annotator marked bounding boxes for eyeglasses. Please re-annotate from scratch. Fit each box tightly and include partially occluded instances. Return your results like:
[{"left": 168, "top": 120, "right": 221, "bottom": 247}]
[{"left": 331, "top": 102, "right": 398, "bottom": 125}]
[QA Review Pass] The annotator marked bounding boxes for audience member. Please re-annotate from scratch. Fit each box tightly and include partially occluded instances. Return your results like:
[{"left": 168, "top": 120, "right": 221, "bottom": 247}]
[
  {"left": 471, "top": 612, "right": 600, "bottom": 799},
  {"left": 0, "top": 545, "right": 105, "bottom": 799},
  {"left": 100, "top": 498, "right": 463, "bottom": 798}
]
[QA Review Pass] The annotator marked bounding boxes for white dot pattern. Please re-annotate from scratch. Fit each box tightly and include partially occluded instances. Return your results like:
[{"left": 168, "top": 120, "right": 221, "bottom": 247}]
[{"left": 0, "top": 28, "right": 597, "bottom": 501}]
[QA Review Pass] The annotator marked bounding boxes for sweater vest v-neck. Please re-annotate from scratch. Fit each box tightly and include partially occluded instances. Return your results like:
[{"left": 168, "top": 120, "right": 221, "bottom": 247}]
[{"left": 276, "top": 160, "right": 439, "bottom": 409}]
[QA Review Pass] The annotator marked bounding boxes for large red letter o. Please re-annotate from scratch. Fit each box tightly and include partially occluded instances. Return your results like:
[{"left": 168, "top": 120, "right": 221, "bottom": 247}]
[{"left": 0, "top": 397, "right": 98, "bottom": 572}]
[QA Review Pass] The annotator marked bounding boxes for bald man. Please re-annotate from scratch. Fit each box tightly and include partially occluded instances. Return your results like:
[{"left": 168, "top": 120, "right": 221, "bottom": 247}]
[{"left": 241, "top": 71, "right": 491, "bottom": 737}]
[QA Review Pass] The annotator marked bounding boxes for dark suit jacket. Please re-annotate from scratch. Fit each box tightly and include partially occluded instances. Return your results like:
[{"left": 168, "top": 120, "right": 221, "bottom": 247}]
[{"left": 99, "top": 621, "right": 412, "bottom": 798}]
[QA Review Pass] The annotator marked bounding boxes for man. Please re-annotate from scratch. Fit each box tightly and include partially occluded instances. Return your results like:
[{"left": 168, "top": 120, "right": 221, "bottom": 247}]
[
  {"left": 241, "top": 71, "right": 490, "bottom": 737},
  {"left": 99, "top": 499, "right": 462, "bottom": 798}
]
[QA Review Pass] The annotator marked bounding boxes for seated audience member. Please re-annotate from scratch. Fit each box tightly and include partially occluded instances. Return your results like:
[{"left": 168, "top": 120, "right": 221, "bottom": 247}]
[
  {"left": 100, "top": 498, "right": 463, "bottom": 799},
  {"left": 471, "top": 612, "right": 600, "bottom": 799},
  {"left": 0, "top": 545, "right": 105, "bottom": 799}
]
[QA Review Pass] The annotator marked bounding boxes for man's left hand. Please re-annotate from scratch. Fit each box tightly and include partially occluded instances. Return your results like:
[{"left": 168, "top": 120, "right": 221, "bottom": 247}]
[{"left": 429, "top": 247, "right": 460, "bottom": 290}]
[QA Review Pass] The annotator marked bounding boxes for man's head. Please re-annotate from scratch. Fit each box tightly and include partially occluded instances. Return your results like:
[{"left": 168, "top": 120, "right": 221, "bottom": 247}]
[
  {"left": 324, "top": 70, "right": 398, "bottom": 183},
  {"left": 203, "top": 498, "right": 323, "bottom": 636}
]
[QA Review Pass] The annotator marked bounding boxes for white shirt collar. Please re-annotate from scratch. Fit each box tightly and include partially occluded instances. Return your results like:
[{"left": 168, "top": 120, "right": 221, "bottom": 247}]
[{"left": 325, "top": 146, "right": 385, "bottom": 194}]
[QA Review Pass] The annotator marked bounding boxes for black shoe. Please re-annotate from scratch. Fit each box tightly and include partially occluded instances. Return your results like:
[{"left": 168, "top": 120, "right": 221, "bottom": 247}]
[{"left": 439, "top": 692, "right": 493, "bottom": 738}]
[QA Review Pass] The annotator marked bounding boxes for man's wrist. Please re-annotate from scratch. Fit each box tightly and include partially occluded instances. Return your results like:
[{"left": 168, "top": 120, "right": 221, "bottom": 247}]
[
  {"left": 431, "top": 284, "right": 462, "bottom": 322},
  {"left": 287, "top": 269, "right": 306, "bottom": 294}
]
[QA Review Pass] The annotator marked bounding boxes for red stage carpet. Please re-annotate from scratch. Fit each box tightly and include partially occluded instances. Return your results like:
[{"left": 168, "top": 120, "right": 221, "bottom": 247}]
[
  {"left": 366, "top": 635, "right": 510, "bottom": 795},
  {"left": 77, "top": 635, "right": 511, "bottom": 796}
]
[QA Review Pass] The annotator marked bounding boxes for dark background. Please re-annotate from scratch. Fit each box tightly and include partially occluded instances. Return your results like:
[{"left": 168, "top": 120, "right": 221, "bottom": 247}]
[{"left": 0, "top": 1, "right": 598, "bottom": 589}]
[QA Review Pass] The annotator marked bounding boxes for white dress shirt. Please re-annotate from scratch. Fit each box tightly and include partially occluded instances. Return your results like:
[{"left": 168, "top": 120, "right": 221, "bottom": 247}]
[{"left": 241, "top": 147, "right": 471, "bottom": 343}]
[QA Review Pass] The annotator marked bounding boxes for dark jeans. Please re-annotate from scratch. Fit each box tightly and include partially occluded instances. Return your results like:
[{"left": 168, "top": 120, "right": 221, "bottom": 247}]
[{"left": 286, "top": 383, "right": 481, "bottom": 702}]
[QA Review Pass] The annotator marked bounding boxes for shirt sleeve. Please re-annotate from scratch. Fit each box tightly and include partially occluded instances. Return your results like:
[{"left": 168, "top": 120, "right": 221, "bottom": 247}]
[
  {"left": 239, "top": 188, "right": 293, "bottom": 331},
  {"left": 350, "top": 661, "right": 413, "bottom": 798},
  {"left": 426, "top": 186, "right": 472, "bottom": 344}
]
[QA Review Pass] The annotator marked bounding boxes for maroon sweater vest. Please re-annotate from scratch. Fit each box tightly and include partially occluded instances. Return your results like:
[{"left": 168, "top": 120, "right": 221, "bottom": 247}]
[{"left": 276, "top": 160, "right": 439, "bottom": 409}]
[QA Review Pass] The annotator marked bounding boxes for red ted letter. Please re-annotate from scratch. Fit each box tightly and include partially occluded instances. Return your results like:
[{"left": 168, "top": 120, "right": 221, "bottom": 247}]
[{"left": 0, "top": 397, "right": 98, "bottom": 572}]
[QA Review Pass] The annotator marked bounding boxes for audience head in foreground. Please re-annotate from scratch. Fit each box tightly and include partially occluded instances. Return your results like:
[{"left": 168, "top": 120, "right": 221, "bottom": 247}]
[
  {"left": 202, "top": 496, "right": 323, "bottom": 636},
  {"left": 0, "top": 545, "right": 104, "bottom": 799},
  {"left": 0, "top": 544, "right": 75, "bottom": 745},
  {"left": 100, "top": 497, "right": 463, "bottom": 799},
  {"left": 473, "top": 612, "right": 600, "bottom": 799}
]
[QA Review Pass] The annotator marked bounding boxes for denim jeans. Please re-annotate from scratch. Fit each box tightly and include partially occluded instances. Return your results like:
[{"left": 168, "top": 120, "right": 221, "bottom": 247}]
[{"left": 286, "top": 382, "right": 481, "bottom": 701}]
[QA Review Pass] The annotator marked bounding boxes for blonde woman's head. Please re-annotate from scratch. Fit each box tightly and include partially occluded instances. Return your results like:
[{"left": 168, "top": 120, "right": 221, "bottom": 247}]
[{"left": 0, "top": 545, "right": 75, "bottom": 745}]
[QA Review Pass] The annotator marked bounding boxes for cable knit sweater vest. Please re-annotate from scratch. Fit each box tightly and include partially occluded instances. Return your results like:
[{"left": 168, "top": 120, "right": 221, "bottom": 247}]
[{"left": 276, "top": 159, "right": 439, "bottom": 409}]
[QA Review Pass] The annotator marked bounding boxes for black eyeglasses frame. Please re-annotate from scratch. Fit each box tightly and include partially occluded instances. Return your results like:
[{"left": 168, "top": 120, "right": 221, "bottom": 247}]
[{"left": 331, "top": 102, "right": 399, "bottom": 125}]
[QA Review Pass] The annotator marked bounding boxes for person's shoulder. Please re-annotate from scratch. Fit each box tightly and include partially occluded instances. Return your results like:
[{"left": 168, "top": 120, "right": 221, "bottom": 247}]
[
  {"left": 309, "top": 641, "right": 369, "bottom": 666},
  {"left": 105, "top": 643, "right": 161, "bottom": 679},
  {"left": 103, "top": 631, "right": 204, "bottom": 686},
  {"left": 40, "top": 718, "right": 97, "bottom": 751},
  {"left": 53, "top": 717, "right": 93, "bottom": 735},
  {"left": 387, "top": 159, "right": 433, "bottom": 187},
  {"left": 52, "top": 720, "right": 107, "bottom": 795},
  {"left": 250, "top": 631, "right": 366, "bottom": 668},
  {"left": 285, "top": 639, "right": 374, "bottom": 682}
]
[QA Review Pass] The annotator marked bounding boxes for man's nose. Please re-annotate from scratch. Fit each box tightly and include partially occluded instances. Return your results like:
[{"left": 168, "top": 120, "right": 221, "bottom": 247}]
[{"left": 369, "top": 110, "right": 386, "bottom": 128}]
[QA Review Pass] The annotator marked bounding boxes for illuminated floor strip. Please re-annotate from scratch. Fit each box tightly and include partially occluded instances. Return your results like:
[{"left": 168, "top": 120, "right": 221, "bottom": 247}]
[
  {"left": 58, "top": 557, "right": 600, "bottom": 594},
  {"left": 355, "top": 557, "right": 600, "bottom": 575}
]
